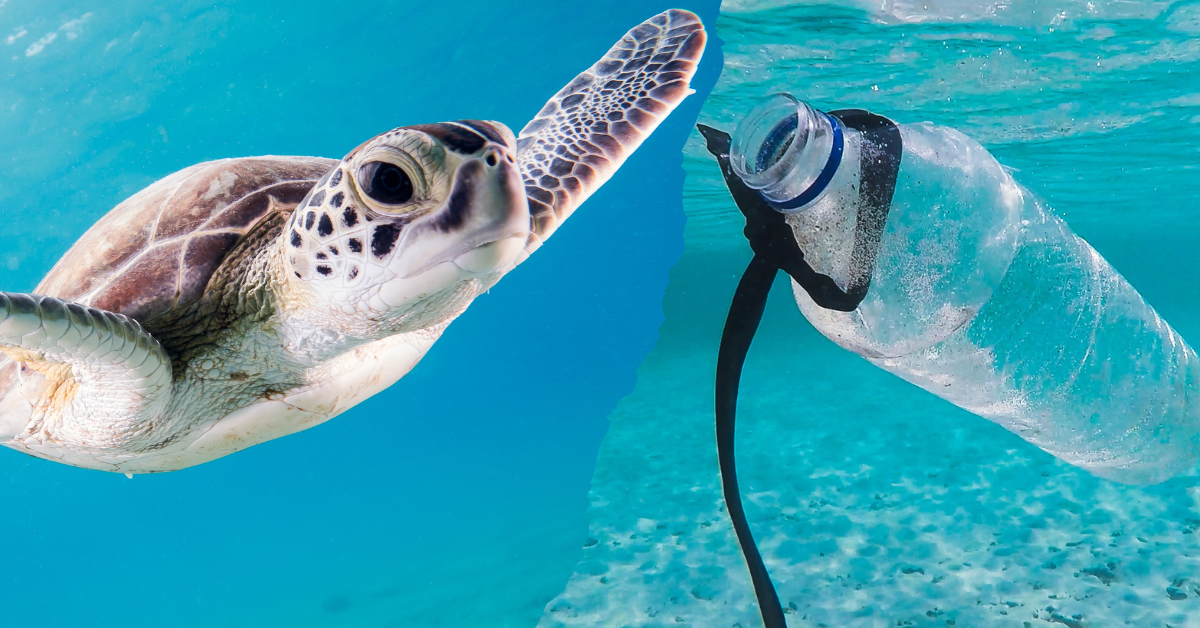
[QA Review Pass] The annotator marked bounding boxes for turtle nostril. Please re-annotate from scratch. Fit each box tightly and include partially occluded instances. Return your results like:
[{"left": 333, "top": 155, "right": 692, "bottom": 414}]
[{"left": 485, "top": 152, "right": 499, "bottom": 167}]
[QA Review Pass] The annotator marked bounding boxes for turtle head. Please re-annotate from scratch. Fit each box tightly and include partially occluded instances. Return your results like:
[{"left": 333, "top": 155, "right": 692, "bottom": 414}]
[{"left": 283, "top": 120, "right": 530, "bottom": 323}]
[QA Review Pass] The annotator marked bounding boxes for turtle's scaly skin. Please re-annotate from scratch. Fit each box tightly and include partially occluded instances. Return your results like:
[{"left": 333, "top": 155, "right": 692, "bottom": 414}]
[
  {"left": 0, "top": 10, "right": 706, "bottom": 473},
  {"left": 518, "top": 8, "right": 706, "bottom": 256}
]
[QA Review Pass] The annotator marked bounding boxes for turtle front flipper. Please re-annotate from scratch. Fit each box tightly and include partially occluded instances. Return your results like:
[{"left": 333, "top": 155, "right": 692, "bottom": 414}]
[
  {"left": 516, "top": 9, "right": 706, "bottom": 257},
  {"left": 0, "top": 293, "right": 173, "bottom": 470}
]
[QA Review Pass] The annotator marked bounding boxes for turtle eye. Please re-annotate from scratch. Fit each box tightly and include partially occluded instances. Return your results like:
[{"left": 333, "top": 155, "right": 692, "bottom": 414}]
[{"left": 359, "top": 161, "right": 414, "bottom": 205}]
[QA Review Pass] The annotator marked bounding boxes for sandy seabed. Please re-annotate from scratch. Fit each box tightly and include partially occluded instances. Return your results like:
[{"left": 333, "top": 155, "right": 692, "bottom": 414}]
[{"left": 537, "top": 296, "right": 1200, "bottom": 628}]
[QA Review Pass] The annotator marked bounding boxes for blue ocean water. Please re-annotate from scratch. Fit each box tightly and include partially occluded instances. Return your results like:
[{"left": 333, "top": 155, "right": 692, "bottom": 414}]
[
  {"left": 540, "top": 1, "right": 1200, "bottom": 627},
  {"left": 0, "top": 2, "right": 720, "bottom": 627}
]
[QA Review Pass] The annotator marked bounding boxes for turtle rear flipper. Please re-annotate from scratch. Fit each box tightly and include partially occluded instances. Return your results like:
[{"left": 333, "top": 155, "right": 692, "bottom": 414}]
[
  {"left": 0, "top": 293, "right": 172, "bottom": 463},
  {"left": 516, "top": 8, "right": 706, "bottom": 257}
]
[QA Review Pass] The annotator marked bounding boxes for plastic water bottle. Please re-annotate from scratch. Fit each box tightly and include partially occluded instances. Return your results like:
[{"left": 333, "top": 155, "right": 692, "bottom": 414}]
[{"left": 728, "top": 94, "right": 1200, "bottom": 485}]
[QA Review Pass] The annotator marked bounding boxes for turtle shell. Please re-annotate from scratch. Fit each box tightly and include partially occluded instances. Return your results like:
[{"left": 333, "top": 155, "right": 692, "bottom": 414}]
[{"left": 36, "top": 156, "right": 337, "bottom": 324}]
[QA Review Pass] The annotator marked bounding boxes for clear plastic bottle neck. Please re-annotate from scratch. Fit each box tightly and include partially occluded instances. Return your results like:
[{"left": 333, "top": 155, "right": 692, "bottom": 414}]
[{"left": 729, "top": 93, "right": 842, "bottom": 211}]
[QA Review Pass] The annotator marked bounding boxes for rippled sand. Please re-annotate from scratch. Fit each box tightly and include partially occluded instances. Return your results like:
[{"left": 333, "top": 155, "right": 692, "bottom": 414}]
[{"left": 540, "top": 282, "right": 1200, "bottom": 626}]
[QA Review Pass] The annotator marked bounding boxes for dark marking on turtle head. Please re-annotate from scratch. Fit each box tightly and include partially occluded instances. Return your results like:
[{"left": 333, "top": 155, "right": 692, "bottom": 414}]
[
  {"left": 290, "top": 230, "right": 303, "bottom": 248},
  {"left": 309, "top": 190, "right": 326, "bottom": 207},
  {"left": 348, "top": 238, "right": 363, "bottom": 253},
  {"left": 317, "top": 214, "right": 334, "bottom": 237},
  {"left": 348, "top": 266, "right": 359, "bottom": 280},
  {"left": 329, "top": 169, "right": 343, "bottom": 187},
  {"left": 342, "top": 206, "right": 358, "bottom": 227},
  {"left": 428, "top": 160, "right": 479, "bottom": 233},
  {"left": 370, "top": 224, "right": 402, "bottom": 258},
  {"left": 406, "top": 122, "right": 486, "bottom": 154},
  {"left": 454, "top": 120, "right": 512, "bottom": 148},
  {"left": 316, "top": 265, "right": 332, "bottom": 276},
  {"left": 305, "top": 212, "right": 316, "bottom": 230},
  {"left": 331, "top": 191, "right": 345, "bottom": 208}
]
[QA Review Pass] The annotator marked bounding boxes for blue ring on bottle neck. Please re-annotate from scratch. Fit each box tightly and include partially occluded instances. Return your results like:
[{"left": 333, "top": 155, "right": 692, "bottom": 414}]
[{"left": 768, "top": 113, "right": 844, "bottom": 211}]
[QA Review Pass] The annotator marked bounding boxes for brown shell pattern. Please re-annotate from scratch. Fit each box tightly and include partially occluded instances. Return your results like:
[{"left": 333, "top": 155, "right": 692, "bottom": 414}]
[{"left": 36, "top": 156, "right": 337, "bottom": 323}]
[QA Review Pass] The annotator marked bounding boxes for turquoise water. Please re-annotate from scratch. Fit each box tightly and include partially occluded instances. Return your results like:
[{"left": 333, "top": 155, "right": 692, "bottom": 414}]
[
  {"left": 0, "top": 2, "right": 720, "bottom": 626},
  {"left": 8, "top": 1, "right": 1200, "bottom": 626},
  {"left": 541, "top": 2, "right": 1200, "bottom": 627}
]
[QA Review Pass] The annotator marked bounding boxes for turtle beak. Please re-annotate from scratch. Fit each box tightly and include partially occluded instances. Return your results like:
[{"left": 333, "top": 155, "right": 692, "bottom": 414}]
[{"left": 392, "top": 138, "right": 529, "bottom": 279}]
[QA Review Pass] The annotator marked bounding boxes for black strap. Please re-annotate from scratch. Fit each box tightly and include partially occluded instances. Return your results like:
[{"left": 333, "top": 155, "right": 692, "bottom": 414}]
[
  {"left": 716, "top": 254, "right": 784, "bottom": 628},
  {"left": 698, "top": 112, "right": 901, "bottom": 628}
]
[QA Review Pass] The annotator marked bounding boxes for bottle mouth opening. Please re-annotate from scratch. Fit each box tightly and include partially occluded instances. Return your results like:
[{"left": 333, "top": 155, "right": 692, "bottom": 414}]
[
  {"left": 728, "top": 93, "right": 842, "bottom": 211},
  {"left": 730, "top": 93, "right": 807, "bottom": 184},
  {"left": 756, "top": 114, "right": 798, "bottom": 174}
]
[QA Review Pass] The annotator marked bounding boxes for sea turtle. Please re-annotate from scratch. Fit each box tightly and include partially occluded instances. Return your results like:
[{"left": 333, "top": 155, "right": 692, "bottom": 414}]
[{"left": 0, "top": 10, "right": 706, "bottom": 474}]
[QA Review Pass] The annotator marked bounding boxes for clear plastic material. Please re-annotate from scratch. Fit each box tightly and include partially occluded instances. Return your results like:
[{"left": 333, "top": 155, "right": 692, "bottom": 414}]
[{"left": 734, "top": 97, "right": 1200, "bottom": 484}]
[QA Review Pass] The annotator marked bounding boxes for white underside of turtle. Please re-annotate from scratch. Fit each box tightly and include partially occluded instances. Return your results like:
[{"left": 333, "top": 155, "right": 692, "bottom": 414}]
[{"left": 0, "top": 10, "right": 706, "bottom": 474}]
